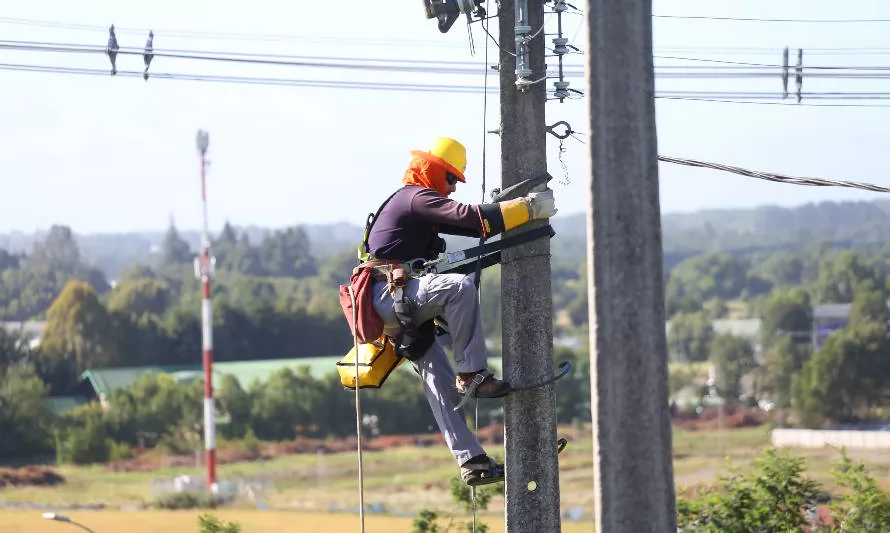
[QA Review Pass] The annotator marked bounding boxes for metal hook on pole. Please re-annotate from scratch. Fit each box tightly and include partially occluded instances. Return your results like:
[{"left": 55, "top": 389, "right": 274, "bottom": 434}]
[{"left": 545, "top": 120, "right": 574, "bottom": 140}]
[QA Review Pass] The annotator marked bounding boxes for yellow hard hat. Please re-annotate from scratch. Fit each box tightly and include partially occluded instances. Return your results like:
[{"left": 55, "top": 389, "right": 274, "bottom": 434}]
[{"left": 425, "top": 137, "right": 467, "bottom": 182}]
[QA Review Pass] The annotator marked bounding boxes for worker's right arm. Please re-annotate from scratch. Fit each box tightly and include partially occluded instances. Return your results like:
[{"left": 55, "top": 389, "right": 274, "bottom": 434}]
[{"left": 411, "top": 188, "right": 557, "bottom": 239}]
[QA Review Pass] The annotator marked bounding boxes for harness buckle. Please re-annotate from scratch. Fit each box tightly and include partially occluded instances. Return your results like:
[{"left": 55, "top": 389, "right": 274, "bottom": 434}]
[{"left": 401, "top": 257, "right": 439, "bottom": 277}]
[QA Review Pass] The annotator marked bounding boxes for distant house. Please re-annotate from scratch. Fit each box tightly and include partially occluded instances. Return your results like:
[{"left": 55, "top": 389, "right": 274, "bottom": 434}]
[
  {"left": 712, "top": 318, "right": 763, "bottom": 362},
  {"left": 45, "top": 395, "right": 90, "bottom": 415},
  {"left": 71, "top": 355, "right": 351, "bottom": 402},
  {"left": 812, "top": 301, "right": 890, "bottom": 349},
  {"left": 664, "top": 317, "right": 763, "bottom": 362},
  {"left": 0, "top": 320, "right": 47, "bottom": 348}
]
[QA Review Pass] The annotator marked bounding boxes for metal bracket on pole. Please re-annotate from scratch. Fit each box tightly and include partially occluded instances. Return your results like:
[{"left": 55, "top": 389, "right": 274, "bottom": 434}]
[
  {"left": 795, "top": 48, "right": 803, "bottom": 103},
  {"left": 781, "top": 46, "right": 789, "bottom": 99}
]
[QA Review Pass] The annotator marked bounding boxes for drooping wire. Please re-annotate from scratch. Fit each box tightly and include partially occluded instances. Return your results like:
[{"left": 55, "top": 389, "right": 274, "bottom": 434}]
[
  {"left": 653, "top": 14, "right": 890, "bottom": 23},
  {"left": 556, "top": 132, "right": 890, "bottom": 192},
  {"left": 9, "top": 59, "right": 890, "bottom": 106},
  {"left": 0, "top": 39, "right": 549, "bottom": 75},
  {"left": 17, "top": 38, "right": 890, "bottom": 82},
  {"left": 657, "top": 156, "right": 890, "bottom": 193}
]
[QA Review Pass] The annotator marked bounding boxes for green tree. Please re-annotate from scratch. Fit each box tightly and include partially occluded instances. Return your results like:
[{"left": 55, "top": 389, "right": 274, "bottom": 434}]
[
  {"left": 159, "top": 219, "right": 193, "bottom": 268},
  {"left": 0, "top": 326, "right": 34, "bottom": 374},
  {"left": 793, "top": 325, "right": 890, "bottom": 427},
  {"left": 758, "top": 334, "right": 810, "bottom": 410},
  {"left": 815, "top": 251, "right": 882, "bottom": 304},
  {"left": 759, "top": 287, "right": 812, "bottom": 348},
  {"left": 249, "top": 366, "right": 327, "bottom": 440},
  {"left": 848, "top": 279, "right": 890, "bottom": 327},
  {"left": 665, "top": 252, "right": 753, "bottom": 311},
  {"left": 256, "top": 227, "right": 317, "bottom": 277},
  {"left": 0, "top": 361, "right": 54, "bottom": 458},
  {"left": 667, "top": 311, "right": 713, "bottom": 362},
  {"left": 104, "top": 372, "right": 204, "bottom": 448},
  {"left": 709, "top": 333, "right": 755, "bottom": 400},
  {"left": 754, "top": 251, "right": 805, "bottom": 287},
  {"left": 41, "top": 280, "right": 116, "bottom": 377},
  {"left": 216, "top": 374, "right": 252, "bottom": 439},
  {"left": 55, "top": 401, "right": 112, "bottom": 465},
  {"left": 106, "top": 277, "right": 172, "bottom": 318}
]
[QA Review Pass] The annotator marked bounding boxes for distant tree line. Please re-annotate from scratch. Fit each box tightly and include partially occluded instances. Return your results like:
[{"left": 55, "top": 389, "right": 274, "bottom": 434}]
[
  {"left": 5, "top": 216, "right": 890, "bottom": 463},
  {"left": 1, "top": 329, "right": 591, "bottom": 463}
]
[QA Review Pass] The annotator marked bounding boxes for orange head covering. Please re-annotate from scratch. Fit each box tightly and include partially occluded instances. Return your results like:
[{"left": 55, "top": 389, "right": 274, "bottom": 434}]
[{"left": 402, "top": 151, "right": 467, "bottom": 197}]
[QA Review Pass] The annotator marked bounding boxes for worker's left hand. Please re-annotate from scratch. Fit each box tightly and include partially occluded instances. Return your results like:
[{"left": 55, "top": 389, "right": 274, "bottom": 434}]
[{"left": 525, "top": 189, "right": 557, "bottom": 219}]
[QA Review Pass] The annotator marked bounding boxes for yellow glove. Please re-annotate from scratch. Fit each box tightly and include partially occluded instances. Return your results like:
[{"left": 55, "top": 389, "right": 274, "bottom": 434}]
[{"left": 479, "top": 188, "right": 557, "bottom": 237}]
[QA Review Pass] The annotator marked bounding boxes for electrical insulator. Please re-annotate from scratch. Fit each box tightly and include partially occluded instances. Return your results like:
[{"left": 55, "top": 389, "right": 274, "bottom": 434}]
[{"left": 553, "top": 81, "right": 570, "bottom": 100}]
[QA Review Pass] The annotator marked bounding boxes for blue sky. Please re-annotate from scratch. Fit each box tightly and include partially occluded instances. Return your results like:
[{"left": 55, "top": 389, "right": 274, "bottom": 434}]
[{"left": 2, "top": 0, "right": 890, "bottom": 234}]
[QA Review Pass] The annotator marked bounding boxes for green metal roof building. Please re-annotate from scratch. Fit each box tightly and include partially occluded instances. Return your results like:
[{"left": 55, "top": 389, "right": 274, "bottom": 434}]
[{"left": 73, "top": 356, "right": 345, "bottom": 399}]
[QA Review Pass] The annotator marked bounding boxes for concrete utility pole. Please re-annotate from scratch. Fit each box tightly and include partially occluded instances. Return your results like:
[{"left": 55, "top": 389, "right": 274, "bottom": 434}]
[
  {"left": 498, "top": 1, "right": 561, "bottom": 532},
  {"left": 584, "top": 1, "right": 678, "bottom": 532}
]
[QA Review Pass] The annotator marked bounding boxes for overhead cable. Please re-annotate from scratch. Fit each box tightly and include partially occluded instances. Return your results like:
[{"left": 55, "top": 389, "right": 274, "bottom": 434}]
[
  {"left": 658, "top": 156, "right": 890, "bottom": 193},
  {"left": 653, "top": 15, "right": 890, "bottom": 23},
  {"left": 6, "top": 60, "right": 890, "bottom": 106},
  {"left": 10, "top": 40, "right": 890, "bottom": 83}
]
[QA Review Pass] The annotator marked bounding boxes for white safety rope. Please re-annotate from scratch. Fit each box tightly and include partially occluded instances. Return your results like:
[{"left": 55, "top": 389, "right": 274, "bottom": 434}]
[
  {"left": 470, "top": 2, "right": 494, "bottom": 529},
  {"left": 470, "top": 2, "right": 492, "bottom": 529},
  {"left": 349, "top": 285, "right": 366, "bottom": 533}
]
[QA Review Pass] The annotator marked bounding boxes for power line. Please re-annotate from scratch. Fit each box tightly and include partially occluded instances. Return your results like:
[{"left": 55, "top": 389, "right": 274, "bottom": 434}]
[
  {"left": 0, "top": 16, "right": 467, "bottom": 47},
  {"left": 657, "top": 46, "right": 890, "bottom": 57},
  {"left": 658, "top": 156, "right": 890, "bottom": 193},
  {"left": 7, "top": 59, "right": 890, "bottom": 105},
  {"left": 0, "top": 39, "right": 496, "bottom": 66},
  {"left": 7, "top": 14, "right": 890, "bottom": 65},
  {"left": 0, "top": 40, "right": 559, "bottom": 76},
  {"left": 12, "top": 39, "right": 890, "bottom": 84},
  {"left": 654, "top": 15, "right": 890, "bottom": 23},
  {"left": 0, "top": 62, "right": 497, "bottom": 93},
  {"left": 655, "top": 96, "right": 890, "bottom": 108}
]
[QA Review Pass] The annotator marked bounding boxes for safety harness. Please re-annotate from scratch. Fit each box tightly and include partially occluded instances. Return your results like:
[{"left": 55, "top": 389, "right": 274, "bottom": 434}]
[{"left": 356, "top": 178, "right": 555, "bottom": 364}]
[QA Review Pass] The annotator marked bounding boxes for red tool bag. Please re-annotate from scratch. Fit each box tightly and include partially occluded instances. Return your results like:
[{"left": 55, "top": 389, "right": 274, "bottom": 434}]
[{"left": 339, "top": 266, "right": 385, "bottom": 345}]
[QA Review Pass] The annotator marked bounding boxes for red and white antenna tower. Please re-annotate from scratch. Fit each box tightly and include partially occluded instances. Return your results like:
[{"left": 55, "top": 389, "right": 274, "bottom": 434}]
[{"left": 194, "top": 129, "right": 218, "bottom": 493}]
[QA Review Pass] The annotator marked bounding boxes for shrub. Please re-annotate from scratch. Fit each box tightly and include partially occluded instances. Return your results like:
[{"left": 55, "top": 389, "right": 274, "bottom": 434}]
[
  {"left": 197, "top": 513, "right": 241, "bottom": 533},
  {"left": 154, "top": 491, "right": 217, "bottom": 510}
]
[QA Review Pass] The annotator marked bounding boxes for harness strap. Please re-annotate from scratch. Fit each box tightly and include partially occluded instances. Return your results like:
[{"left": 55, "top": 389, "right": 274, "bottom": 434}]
[{"left": 358, "top": 188, "right": 403, "bottom": 263}]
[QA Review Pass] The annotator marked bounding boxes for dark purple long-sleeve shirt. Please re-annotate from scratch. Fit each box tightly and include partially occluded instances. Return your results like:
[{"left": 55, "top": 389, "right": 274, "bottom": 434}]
[{"left": 367, "top": 186, "right": 484, "bottom": 261}]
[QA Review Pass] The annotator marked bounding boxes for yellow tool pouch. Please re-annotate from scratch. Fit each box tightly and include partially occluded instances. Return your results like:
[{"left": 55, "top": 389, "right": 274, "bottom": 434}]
[{"left": 337, "top": 335, "right": 405, "bottom": 389}]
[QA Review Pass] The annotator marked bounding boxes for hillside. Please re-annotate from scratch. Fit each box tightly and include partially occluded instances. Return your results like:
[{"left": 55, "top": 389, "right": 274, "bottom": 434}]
[{"left": 3, "top": 198, "right": 890, "bottom": 278}]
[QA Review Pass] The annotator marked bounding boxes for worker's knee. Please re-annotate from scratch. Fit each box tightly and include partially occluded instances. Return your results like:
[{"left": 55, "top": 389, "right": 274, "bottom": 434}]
[{"left": 458, "top": 275, "right": 477, "bottom": 294}]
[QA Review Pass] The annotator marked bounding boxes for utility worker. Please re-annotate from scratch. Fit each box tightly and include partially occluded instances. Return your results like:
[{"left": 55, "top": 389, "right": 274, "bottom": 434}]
[{"left": 364, "top": 137, "right": 557, "bottom": 486}]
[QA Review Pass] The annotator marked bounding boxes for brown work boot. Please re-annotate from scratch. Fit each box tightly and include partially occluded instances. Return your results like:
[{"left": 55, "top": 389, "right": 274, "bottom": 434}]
[
  {"left": 456, "top": 369, "right": 511, "bottom": 399},
  {"left": 460, "top": 454, "right": 505, "bottom": 486}
]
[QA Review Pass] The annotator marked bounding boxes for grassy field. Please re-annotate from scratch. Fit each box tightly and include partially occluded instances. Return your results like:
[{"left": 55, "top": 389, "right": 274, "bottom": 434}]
[
  {"left": 0, "top": 509, "right": 598, "bottom": 533},
  {"left": 4, "top": 424, "right": 890, "bottom": 531}
]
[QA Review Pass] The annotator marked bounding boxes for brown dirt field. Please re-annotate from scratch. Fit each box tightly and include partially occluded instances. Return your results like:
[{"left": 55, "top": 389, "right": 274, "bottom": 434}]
[
  {"left": 0, "top": 467, "right": 65, "bottom": 489},
  {"left": 106, "top": 430, "right": 453, "bottom": 473},
  {"left": 673, "top": 405, "right": 766, "bottom": 431}
]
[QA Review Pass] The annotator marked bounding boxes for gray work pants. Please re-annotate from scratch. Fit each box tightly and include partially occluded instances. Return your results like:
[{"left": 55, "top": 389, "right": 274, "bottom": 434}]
[{"left": 371, "top": 273, "right": 488, "bottom": 466}]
